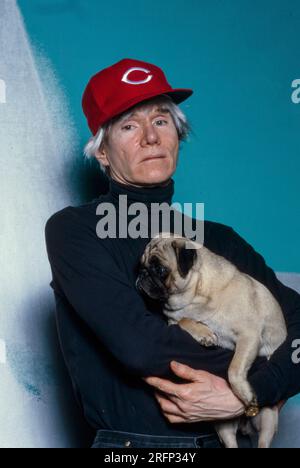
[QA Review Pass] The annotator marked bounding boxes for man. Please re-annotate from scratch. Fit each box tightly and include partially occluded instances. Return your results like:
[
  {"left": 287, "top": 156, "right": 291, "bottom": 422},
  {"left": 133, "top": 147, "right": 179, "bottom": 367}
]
[{"left": 45, "top": 58, "right": 300, "bottom": 448}]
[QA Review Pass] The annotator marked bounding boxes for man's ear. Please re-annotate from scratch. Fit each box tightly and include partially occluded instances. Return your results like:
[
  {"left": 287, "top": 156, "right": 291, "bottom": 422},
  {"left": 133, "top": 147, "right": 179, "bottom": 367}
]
[
  {"left": 95, "top": 147, "right": 110, "bottom": 168},
  {"left": 172, "top": 240, "right": 197, "bottom": 278}
]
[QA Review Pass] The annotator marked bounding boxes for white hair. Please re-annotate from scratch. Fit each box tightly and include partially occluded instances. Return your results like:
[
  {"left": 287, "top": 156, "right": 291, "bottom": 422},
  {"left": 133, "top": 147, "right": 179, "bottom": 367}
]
[{"left": 83, "top": 94, "right": 192, "bottom": 177}]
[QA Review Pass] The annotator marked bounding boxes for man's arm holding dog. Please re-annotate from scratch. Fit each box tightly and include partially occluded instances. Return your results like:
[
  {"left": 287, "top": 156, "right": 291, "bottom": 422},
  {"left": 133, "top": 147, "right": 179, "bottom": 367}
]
[
  {"left": 46, "top": 212, "right": 296, "bottom": 421},
  {"left": 45, "top": 211, "right": 266, "bottom": 419}
]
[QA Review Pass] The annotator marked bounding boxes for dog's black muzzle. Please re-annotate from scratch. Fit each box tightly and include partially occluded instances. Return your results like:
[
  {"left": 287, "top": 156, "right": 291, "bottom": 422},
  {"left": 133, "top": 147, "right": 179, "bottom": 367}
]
[{"left": 136, "top": 268, "right": 169, "bottom": 302}]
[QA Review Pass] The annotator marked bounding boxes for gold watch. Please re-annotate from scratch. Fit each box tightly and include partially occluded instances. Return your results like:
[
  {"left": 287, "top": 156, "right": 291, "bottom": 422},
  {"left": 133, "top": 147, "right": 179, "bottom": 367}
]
[{"left": 245, "top": 397, "right": 260, "bottom": 418}]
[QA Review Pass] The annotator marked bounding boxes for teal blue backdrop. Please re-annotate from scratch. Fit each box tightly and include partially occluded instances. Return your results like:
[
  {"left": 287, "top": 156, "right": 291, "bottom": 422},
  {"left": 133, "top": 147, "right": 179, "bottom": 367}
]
[{"left": 18, "top": 0, "right": 300, "bottom": 273}]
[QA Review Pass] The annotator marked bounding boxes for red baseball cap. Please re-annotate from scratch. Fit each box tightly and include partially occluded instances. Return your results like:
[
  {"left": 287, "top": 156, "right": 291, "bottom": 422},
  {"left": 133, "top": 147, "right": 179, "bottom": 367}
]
[{"left": 82, "top": 58, "right": 193, "bottom": 135}]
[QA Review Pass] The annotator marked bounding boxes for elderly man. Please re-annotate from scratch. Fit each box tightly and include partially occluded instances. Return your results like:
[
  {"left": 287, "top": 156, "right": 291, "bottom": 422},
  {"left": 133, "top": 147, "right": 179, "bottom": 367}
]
[{"left": 45, "top": 58, "right": 300, "bottom": 449}]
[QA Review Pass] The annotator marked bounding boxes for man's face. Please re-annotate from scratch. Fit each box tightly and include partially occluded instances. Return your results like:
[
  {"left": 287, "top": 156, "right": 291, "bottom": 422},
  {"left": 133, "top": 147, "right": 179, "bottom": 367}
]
[{"left": 95, "top": 100, "right": 179, "bottom": 187}]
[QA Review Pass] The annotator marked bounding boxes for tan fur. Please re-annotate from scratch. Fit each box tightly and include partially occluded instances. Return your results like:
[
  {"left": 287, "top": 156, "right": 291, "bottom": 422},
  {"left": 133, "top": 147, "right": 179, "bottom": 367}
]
[{"left": 139, "top": 233, "right": 287, "bottom": 448}]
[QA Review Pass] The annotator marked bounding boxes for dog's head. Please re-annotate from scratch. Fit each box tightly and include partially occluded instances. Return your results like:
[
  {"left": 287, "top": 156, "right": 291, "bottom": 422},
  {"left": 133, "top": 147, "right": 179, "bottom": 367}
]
[{"left": 136, "top": 233, "right": 200, "bottom": 302}]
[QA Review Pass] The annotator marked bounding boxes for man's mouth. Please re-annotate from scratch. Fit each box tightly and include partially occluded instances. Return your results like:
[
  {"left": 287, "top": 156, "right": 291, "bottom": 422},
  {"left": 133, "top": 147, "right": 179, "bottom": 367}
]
[{"left": 141, "top": 154, "right": 166, "bottom": 163}]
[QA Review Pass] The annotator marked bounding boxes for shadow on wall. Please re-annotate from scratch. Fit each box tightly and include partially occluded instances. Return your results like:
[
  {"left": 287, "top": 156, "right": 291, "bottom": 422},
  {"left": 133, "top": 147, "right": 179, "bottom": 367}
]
[{"left": 71, "top": 150, "right": 110, "bottom": 204}]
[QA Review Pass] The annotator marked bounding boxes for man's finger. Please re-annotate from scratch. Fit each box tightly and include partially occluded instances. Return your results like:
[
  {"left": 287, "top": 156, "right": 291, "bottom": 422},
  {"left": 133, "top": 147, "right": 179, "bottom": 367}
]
[
  {"left": 144, "top": 376, "right": 180, "bottom": 397},
  {"left": 155, "top": 392, "right": 184, "bottom": 417},
  {"left": 170, "top": 361, "right": 209, "bottom": 382},
  {"left": 164, "top": 413, "right": 187, "bottom": 424}
]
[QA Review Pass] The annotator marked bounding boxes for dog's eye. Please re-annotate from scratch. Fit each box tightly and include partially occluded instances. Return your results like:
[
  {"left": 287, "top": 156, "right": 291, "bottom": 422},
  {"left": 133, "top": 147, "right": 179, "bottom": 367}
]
[
  {"left": 160, "top": 265, "right": 167, "bottom": 274},
  {"left": 156, "top": 264, "right": 169, "bottom": 278},
  {"left": 150, "top": 257, "right": 169, "bottom": 279}
]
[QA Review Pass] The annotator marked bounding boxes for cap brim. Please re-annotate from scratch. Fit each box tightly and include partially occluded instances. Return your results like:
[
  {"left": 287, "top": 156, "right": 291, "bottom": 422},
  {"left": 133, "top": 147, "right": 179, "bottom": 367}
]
[{"left": 164, "top": 89, "right": 193, "bottom": 104}]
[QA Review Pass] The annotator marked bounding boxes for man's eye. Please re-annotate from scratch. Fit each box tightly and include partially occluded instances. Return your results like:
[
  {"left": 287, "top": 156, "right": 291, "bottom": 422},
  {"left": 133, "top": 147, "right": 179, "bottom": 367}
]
[
  {"left": 155, "top": 120, "right": 168, "bottom": 126},
  {"left": 122, "top": 125, "right": 134, "bottom": 131}
]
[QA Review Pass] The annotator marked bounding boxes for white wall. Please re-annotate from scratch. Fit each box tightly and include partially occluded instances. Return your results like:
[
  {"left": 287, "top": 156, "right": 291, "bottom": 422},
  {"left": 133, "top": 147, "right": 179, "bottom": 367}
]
[{"left": 0, "top": 0, "right": 91, "bottom": 448}]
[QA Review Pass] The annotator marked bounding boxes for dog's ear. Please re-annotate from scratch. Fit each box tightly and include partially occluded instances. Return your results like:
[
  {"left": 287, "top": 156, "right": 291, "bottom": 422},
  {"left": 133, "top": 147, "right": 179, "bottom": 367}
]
[{"left": 172, "top": 240, "right": 197, "bottom": 278}]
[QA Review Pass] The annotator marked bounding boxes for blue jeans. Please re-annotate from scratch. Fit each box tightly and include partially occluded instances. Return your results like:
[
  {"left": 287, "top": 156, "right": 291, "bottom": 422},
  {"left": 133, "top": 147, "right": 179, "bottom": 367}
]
[
  {"left": 91, "top": 429, "right": 254, "bottom": 448},
  {"left": 91, "top": 430, "right": 223, "bottom": 448}
]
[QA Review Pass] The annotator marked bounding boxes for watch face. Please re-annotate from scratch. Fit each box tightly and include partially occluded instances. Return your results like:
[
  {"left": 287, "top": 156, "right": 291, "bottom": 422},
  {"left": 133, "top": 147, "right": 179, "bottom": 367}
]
[
  {"left": 245, "top": 406, "right": 260, "bottom": 418},
  {"left": 244, "top": 396, "right": 260, "bottom": 418}
]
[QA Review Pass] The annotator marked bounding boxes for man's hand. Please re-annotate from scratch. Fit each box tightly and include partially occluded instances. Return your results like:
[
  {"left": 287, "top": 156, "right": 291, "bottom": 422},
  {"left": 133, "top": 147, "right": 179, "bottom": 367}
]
[{"left": 144, "top": 361, "right": 245, "bottom": 423}]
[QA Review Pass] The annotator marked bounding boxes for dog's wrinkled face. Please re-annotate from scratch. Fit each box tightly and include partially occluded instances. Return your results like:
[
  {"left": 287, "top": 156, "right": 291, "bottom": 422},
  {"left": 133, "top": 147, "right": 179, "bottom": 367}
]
[{"left": 136, "top": 234, "right": 197, "bottom": 302}]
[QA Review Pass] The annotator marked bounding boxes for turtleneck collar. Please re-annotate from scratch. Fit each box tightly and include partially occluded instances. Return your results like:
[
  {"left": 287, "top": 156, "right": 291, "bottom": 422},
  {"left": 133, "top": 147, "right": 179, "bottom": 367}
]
[{"left": 108, "top": 177, "right": 175, "bottom": 205}]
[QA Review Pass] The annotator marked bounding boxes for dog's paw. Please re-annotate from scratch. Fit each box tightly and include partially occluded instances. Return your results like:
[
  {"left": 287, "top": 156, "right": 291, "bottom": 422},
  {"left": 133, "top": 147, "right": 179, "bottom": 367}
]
[
  {"left": 197, "top": 333, "right": 218, "bottom": 347},
  {"left": 178, "top": 319, "right": 218, "bottom": 347}
]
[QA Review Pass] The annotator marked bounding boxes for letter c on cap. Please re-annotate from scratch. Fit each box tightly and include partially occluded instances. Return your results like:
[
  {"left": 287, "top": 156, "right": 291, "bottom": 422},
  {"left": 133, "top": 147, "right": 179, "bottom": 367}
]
[{"left": 122, "top": 67, "right": 153, "bottom": 85}]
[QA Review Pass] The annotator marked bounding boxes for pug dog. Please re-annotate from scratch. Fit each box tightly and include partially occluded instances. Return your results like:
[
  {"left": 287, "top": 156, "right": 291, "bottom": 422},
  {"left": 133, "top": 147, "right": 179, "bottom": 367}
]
[{"left": 136, "top": 233, "right": 287, "bottom": 448}]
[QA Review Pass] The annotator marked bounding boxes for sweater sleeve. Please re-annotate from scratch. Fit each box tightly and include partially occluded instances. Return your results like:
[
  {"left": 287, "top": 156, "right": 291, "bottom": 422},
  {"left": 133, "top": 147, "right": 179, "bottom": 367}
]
[
  {"left": 45, "top": 209, "right": 265, "bottom": 381},
  {"left": 226, "top": 227, "right": 300, "bottom": 407}
]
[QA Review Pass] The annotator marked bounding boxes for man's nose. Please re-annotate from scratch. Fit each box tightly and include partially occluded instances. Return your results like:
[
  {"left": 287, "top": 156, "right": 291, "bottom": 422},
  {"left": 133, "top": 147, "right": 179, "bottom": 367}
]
[{"left": 141, "top": 123, "right": 160, "bottom": 146}]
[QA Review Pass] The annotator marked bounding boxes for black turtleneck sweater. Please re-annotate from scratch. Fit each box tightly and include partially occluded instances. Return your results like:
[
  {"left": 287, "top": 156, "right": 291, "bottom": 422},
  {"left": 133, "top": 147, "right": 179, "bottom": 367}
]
[{"left": 45, "top": 177, "right": 300, "bottom": 437}]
